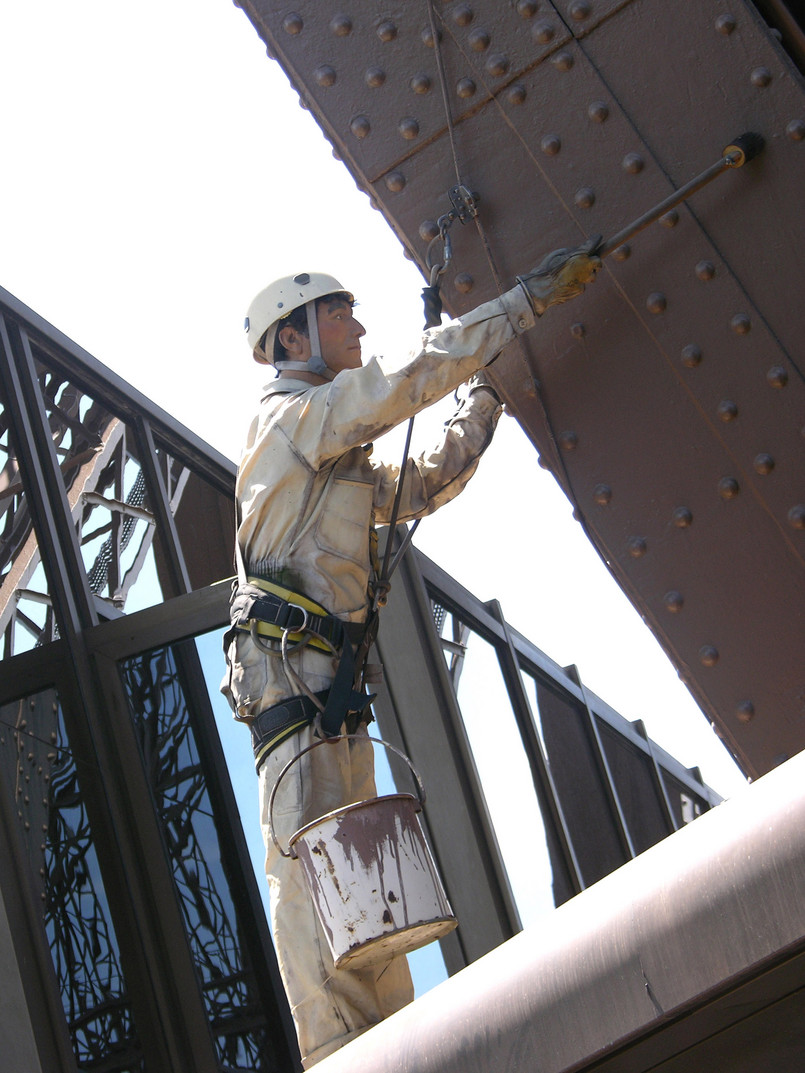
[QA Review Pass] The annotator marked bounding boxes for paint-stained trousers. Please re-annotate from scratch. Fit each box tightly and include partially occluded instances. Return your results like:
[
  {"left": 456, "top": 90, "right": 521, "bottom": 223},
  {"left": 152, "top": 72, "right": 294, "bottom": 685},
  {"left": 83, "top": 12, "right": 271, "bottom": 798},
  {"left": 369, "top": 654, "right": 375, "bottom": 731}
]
[{"left": 259, "top": 720, "right": 414, "bottom": 1067}]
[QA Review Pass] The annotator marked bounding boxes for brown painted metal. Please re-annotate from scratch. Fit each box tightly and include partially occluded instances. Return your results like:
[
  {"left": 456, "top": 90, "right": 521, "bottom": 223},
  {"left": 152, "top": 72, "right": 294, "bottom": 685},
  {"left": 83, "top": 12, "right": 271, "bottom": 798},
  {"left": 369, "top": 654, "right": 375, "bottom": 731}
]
[{"left": 236, "top": 0, "right": 805, "bottom": 780}]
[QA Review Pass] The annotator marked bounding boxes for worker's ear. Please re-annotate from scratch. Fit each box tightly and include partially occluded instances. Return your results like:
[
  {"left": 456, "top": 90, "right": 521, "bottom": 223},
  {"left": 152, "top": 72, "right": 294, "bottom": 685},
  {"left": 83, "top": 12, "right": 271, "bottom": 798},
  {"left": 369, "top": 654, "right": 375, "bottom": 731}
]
[{"left": 277, "top": 324, "right": 304, "bottom": 354}]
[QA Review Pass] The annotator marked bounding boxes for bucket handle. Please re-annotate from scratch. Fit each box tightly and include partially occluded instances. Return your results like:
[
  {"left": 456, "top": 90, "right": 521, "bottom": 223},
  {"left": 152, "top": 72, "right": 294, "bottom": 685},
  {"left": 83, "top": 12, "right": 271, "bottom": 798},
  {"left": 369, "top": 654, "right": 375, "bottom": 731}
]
[{"left": 267, "top": 735, "right": 427, "bottom": 859}]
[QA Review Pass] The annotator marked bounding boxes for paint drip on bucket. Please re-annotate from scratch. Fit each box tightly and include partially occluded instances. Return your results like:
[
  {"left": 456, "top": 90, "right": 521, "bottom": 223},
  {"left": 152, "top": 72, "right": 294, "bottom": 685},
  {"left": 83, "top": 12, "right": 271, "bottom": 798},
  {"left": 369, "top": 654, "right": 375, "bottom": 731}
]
[{"left": 291, "top": 791, "right": 457, "bottom": 970}]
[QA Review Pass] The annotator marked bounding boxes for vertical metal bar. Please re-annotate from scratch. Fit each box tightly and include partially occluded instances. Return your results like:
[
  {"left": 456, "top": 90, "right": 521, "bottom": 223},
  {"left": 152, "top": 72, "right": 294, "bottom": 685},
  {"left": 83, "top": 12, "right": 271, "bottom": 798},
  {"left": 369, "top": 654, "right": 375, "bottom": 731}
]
[
  {"left": 133, "top": 417, "right": 191, "bottom": 597},
  {"left": 566, "top": 665, "right": 638, "bottom": 861},
  {"left": 0, "top": 683, "right": 80, "bottom": 1072},
  {"left": 86, "top": 652, "right": 223, "bottom": 1073},
  {"left": 171, "top": 637, "right": 301, "bottom": 1065},
  {"left": 632, "top": 719, "right": 681, "bottom": 834},
  {"left": 373, "top": 531, "right": 521, "bottom": 968},
  {"left": 485, "top": 599, "right": 586, "bottom": 895}
]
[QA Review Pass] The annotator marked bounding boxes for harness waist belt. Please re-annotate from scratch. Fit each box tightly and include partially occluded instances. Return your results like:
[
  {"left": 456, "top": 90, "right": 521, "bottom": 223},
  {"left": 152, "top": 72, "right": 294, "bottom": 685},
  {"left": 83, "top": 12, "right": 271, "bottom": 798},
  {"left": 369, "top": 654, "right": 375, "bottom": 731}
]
[{"left": 236, "top": 575, "right": 364, "bottom": 653}]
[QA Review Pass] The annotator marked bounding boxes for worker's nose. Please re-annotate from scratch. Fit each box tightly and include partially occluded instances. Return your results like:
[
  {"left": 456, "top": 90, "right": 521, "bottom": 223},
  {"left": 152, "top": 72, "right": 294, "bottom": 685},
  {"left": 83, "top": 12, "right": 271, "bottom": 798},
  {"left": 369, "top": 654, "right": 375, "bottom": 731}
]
[{"left": 353, "top": 318, "right": 366, "bottom": 337}]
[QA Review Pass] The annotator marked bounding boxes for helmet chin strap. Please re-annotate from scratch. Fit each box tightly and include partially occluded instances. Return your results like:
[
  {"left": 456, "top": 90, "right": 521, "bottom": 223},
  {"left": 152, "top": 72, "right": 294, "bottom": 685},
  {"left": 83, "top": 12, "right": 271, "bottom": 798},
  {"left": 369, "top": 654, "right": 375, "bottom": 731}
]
[{"left": 274, "top": 300, "right": 336, "bottom": 381}]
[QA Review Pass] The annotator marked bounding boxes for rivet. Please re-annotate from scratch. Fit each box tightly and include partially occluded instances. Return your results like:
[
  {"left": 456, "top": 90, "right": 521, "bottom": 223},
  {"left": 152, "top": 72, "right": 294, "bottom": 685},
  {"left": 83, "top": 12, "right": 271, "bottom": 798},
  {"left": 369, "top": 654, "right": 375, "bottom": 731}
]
[
  {"left": 623, "top": 152, "right": 644, "bottom": 174},
  {"left": 717, "top": 399, "right": 738, "bottom": 421},
  {"left": 787, "top": 119, "right": 805, "bottom": 141},
  {"left": 588, "top": 100, "right": 609, "bottom": 123},
  {"left": 399, "top": 117, "right": 420, "bottom": 140},
  {"left": 507, "top": 83, "right": 527, "bottom": 105},
  {"left": 457, "top": 78, "right": 476, "bottom": 98},
  {"left": 377, "top": 20, "right": 398, "bottom": 42},
  {"left": 410, "top": 73, "right": 431, "bottom": 94},
  {"left": 681, "top": 343, "right": 702, "bottom": 367},
  {"left": 569, "top": 1, "right": 592, "bottom": 20},
  {"left": 659, "top": 210, "right": 679, "bottom": 228},
  {"left": 315, "top": 65, "right": 336, "bottom": 88},
  {"left": 558, "top": 430, "right": 578, "bottom": 450},
  {"left": 718, "top": 476, "right": 740, "bottom": 499},
  {"left": 593, "top": 483, "right": 611, "bottom": 505},
  {"left": 699, "top": 645, "right": 719, "bottom": 667},
  {"left": 730, "top": 312, "right": 751, "bottom": 334},
  {"left": 715, "top": 13, "right": 736, "bottom": 34},
  {"left": 575, "top": 186, "right": 595, "bottom": 208},
  {"left": 350, "top": 115, "right": 371, "bottom": 139},
  {"left": 751, "top": 66, "right": 772, "bottom": 88},
  {"left": 552, "top": 50, "right": 574, "bottom": 71},
  {"left": 330, "top": 14, "right": 352, "bottom": 36},
  {"left": 736, "top": 700, "right": 755, "bottom": 723},
  {"left": 646, "top": 292, "right": 667, "bottom": 314},
  {"left": 571, "top": 322, "right": 586, "bottom": 339},
  {"left": 767, "top": 365, "right": 788, "bottom": 388},
  {"left": 469, "top": 28, "right": 490, "bottom": 51},
  {"left": 282, "top": 13, "right": 303, "bottom": 34},
  {"left": 366, "top": 67, "right": 386, "bottom": 88},
  {"left": 517, "top": 0, "right": 539, "bottom": 16},
  {"left": 533, "top": 19, "right": 556, "bottom": 44},
  {"left": 754, "top": 453, "right": 775, "bottom": 475},
  {"left": 454, "top": 272, "right": 474, "bottom": 294},
  {"left": 486, "top": 53, "right": 510, "bottom": 77},
  {"left": 696, "top": 260, "right": 716, "bottom": 280},
  {"left": 421, "top": 27, "right": 441, "bottom": 48},
  {"left": 664, "top": 591, "right": 684, "bottom": 613},
  {"left": 612, "top": 244, "right": 631, "bottom": 262},
  {"left": 453, "top": 4, "right": 474, "bottom": 27},
  {"left": 788, "top": 505, "right": 805, "bottom": 529},
  {"left": 673, "top": 507, "right": 693, "bottom": 527},
  {"left": 627, "top": 536, "right": 648, "bottom": 558},
  {"left": 419, "top": 219, "right": 439, "bottom": 241},
  {"left": 541, "top": 133, "right": 561, "bottom": 155},
  {"left": 385, "top": 171, "right": 406, "bottom": 192}
]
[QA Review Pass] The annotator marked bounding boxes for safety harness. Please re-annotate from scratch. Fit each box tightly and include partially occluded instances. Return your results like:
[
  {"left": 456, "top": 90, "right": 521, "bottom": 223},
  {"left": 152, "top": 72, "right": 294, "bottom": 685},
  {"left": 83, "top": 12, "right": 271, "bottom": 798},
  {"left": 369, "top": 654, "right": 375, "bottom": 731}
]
[{"left": 230, "top": 573, "right": 377, "bottom": 773}]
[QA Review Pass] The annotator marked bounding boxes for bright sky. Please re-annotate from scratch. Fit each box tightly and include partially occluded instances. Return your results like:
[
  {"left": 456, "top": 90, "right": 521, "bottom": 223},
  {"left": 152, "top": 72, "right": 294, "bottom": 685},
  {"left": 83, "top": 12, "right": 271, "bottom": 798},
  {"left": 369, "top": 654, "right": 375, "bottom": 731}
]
[{"left": 1, "top": 0, "right": 747, "bottom": 812}]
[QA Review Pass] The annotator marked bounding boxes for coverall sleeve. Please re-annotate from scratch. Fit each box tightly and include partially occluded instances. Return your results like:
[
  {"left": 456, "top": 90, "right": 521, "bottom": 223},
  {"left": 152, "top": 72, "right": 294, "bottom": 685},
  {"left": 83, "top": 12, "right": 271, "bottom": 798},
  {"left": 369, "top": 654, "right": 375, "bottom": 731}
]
[
  {"left": 371, "top": 387, "right": 502, "bottom": 523},
  {"left": 283, "top": 286, "right": 533, "bottom": 470}
]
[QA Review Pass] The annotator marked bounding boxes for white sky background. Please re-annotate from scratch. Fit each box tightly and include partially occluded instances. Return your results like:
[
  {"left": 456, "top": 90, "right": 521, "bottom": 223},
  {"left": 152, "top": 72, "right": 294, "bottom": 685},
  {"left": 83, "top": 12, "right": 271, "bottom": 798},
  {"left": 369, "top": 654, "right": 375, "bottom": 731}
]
[{"left": 0, "top": 0, "right": 748, "bottom": 801}]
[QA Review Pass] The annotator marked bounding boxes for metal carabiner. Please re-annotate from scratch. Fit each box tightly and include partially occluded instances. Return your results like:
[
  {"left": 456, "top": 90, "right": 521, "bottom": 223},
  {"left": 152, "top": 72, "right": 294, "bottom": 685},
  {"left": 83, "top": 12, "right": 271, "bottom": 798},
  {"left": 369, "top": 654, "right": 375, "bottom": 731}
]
[{"left": 426, "top": 212, "right": 455, "bottom": 283}]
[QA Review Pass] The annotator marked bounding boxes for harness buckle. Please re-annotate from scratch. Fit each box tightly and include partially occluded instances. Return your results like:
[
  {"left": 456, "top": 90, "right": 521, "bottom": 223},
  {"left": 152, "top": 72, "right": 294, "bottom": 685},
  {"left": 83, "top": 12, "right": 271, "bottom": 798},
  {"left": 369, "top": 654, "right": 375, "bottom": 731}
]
[{"left": 283, "top": 603, "right": 310, "bottom": 634}]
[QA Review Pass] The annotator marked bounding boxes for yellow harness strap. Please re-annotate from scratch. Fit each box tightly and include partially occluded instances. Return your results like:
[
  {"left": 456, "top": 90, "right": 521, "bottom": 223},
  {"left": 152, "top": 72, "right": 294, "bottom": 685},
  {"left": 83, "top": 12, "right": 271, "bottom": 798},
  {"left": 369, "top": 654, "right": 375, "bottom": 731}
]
[{"left": 238, "top": 576, "right": 334, "bottom": 654}]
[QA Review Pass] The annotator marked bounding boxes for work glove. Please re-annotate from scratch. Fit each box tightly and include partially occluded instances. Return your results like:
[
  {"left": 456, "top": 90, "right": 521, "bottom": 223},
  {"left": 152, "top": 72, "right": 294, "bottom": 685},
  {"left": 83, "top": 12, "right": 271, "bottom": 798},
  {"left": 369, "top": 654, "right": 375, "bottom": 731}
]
[{"left": 516, "top": 236, "right": 602, "bottom": 316}]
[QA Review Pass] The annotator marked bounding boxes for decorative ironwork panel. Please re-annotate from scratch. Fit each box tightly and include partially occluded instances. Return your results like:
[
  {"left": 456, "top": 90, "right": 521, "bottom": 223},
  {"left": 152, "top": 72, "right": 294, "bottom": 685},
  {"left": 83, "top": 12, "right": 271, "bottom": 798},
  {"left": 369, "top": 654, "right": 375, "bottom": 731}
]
[
  {"left": 236, "top": 0, "right": 805, "bottom": 779},
  {"left": 32, "top": 356, "right": 173, "bottom": 616},
  {"left": 0, "top": 690, "right": 143, "bottom": 1071},
  {"left": 121, "top": 645, "right": 281, "bottom": 1072},
  {"left": 0, "top": 407, "right": 59, "bottom": 656}
]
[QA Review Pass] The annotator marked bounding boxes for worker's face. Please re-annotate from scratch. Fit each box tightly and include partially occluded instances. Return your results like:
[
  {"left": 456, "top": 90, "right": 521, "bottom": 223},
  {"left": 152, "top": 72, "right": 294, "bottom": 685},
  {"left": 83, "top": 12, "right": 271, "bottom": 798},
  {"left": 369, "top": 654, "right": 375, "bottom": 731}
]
[{"left": 316, "top": 297, "right": 366, "bottom": 375}]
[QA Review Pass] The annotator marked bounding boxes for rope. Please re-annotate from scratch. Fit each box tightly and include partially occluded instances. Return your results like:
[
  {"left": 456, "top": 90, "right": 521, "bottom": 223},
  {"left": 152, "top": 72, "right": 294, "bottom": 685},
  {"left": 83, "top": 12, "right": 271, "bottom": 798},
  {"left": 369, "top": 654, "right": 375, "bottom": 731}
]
[{"left": 423, "top": 2, "right": 597, "bottom": 546}]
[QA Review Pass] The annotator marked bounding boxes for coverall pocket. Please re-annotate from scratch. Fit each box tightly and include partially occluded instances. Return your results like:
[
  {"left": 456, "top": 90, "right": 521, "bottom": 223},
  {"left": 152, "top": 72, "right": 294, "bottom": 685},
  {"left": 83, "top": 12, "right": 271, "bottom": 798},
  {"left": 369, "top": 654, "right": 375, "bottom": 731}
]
[
  {"left": 313, "top": 476, "right": 373, "bottom": 568},
  {"left": 227, "top": 632, "right": 269, "bottom": 715}
]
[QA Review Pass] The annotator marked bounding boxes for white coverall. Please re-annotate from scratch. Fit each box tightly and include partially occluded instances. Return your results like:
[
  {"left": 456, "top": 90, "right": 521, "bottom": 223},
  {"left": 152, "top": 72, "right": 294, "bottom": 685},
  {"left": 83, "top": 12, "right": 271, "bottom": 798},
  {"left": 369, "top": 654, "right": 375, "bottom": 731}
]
[{"left": 223, "top": 284, "right": 535, "bottom": 1066}]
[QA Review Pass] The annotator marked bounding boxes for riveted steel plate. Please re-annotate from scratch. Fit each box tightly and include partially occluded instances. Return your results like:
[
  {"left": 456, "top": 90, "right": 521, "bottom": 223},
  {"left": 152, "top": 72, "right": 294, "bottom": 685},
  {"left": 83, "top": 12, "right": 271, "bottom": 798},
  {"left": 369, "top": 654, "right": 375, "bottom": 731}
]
[{"left": 235, "top": 0, "right": 805, "bottom": 778}]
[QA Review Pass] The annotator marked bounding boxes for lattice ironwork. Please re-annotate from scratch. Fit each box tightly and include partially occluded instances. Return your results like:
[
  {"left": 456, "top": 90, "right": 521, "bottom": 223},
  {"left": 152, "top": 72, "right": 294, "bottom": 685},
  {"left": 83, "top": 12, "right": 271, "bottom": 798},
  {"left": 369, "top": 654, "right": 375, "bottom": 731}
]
[
  {"left": 0, "top": 405, "right": 58, "bottom": 655},
  {"left": 121, "top": 646, "right": 277, "bottom": 1071},
  {"left": 0, "top": 691, "right": 143, "bottom": 1071}
]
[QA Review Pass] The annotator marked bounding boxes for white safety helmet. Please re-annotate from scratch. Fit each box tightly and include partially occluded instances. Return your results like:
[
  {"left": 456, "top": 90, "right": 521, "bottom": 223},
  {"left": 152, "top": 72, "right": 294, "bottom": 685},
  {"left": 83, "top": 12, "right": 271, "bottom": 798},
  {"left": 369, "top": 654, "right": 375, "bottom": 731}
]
[{"left": 244, "top": 271, "right": 355, "bottom": 378}]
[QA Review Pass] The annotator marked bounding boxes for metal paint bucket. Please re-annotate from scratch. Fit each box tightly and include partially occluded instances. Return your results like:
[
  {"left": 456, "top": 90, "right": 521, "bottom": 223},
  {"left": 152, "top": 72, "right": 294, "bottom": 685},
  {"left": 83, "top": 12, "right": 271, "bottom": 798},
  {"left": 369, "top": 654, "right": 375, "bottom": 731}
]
[{"left": 269, "top": 736, "right": 457, "bottom": 970}]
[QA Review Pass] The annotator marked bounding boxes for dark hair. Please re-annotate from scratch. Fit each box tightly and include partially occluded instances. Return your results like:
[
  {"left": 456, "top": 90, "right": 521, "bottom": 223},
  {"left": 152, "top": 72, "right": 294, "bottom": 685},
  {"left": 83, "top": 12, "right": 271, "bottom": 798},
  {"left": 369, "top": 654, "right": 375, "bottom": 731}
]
[{"left": 273, "top": 292, "right": 354, "bottom": 363}]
